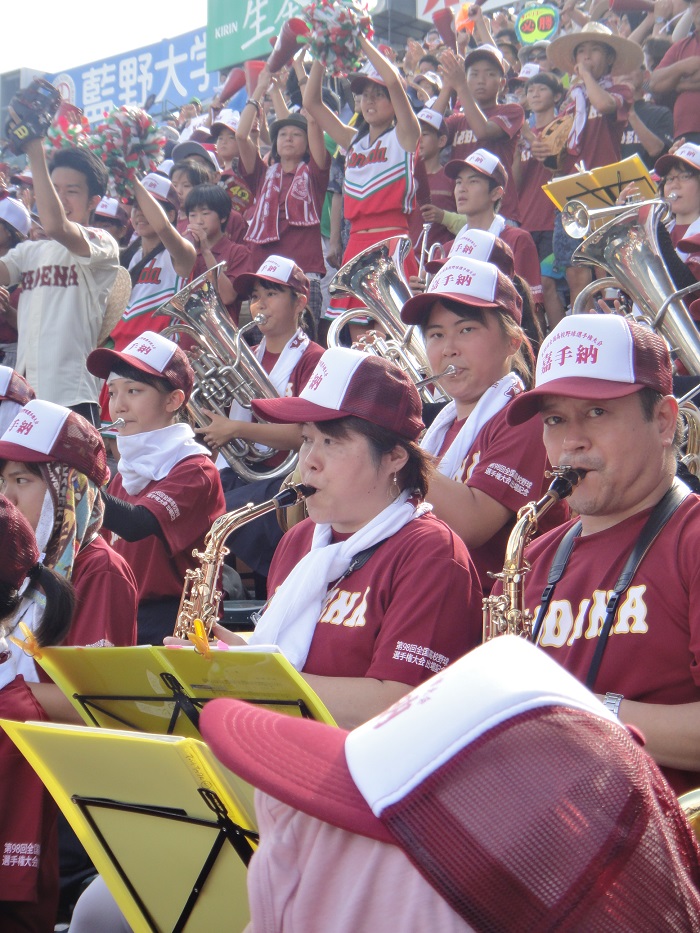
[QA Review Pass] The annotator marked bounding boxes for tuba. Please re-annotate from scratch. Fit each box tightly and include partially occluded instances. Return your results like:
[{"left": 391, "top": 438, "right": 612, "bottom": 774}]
[
  {"left": 482, "top": 467, "right": 583, "bottom": 642},
  {"left": 326, "top": 236, "right": 452, "bottom": 404},
  {"left": 157, "top": 264, "right": 298, "bottom": 483},
  {"left": 568, "top": 199, "right": 700, "bottom": 376},
  {"left": 173, "top": 483, "right": 314, "bottom": 639}
]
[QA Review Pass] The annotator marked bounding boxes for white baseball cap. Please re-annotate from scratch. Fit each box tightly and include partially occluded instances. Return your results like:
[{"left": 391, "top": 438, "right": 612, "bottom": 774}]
[
  {"left": 416, "top": 108, "right": 446, "bottom": 134},
  {"left": 445, "top": 148, "right": 508, "bottom": 189},
  {"left": 0, "top": 198, "right": 31, "bottom": 239},
  {"left": 655, "top": 142, "right": 700, "bottom": 178}
]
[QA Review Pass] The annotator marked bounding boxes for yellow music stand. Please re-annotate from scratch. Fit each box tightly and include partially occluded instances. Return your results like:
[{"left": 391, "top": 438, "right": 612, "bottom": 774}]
[
  {"left": 543, "top": 155, "right": 657, "bottom": 212},
  {"left": 1, "top": 720, "right": 256, "bottom": 933},
  {"left": 34, "top": 644, "right": 335, "bottom": 736}
]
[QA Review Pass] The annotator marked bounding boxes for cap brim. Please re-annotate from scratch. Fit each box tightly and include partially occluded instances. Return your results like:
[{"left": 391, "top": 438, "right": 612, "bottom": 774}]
[
  {"left": 464, "top": 50, "right": 506, "bottom": 73},
  {"left": 444, "top": 160, "right": 504, "bottom": 189},
  {"left": 349, "top": 75, "right": 388, "bottom": 94},
  {"left": 506, "top": 378, "right": 644, "bottom": 425},
  {"left": 655, "top": 153, "right": 699, "bottom": 177},
  {"left": 0, "top": 441, "right": 53, "bottom": 465},
  {"left": 87, "top": 347, "right": 167, "bottom": 382},
  {"left": 401, "top": 289, "right": 501, "bottom": 325},
  {"left": 199, "top": 699, "right": 393, "bottom": 844},
  {"left": 232, "top": 271, "right": 295, "bottom": 298},
  {"left": 252, "top": 395, "right": 354, "bottom": 425}
]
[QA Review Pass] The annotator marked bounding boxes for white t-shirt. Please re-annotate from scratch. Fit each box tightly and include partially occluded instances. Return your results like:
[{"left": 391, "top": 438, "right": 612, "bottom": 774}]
[{"left": 3, "top": 227, "right": 119, "bottom": 406}]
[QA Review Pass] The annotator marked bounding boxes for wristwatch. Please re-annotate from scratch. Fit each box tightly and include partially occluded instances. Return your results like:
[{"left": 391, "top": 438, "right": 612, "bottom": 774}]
[{"left": 603, "top": 692, "right": 624, "bottom": 717}]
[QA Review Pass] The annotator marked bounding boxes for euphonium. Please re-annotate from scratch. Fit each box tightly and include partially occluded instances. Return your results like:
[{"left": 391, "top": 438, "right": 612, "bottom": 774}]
[
  {"left": 172, "top": 483, "right": 315, "bottom": 639},
  {"left": 157, "top": 264, "right": 298, "bottom": 483},
  {"left": 482, "top": 467, "right": 583, "bottom": 642},
  {"left": 327, "top": 235, "right": 451, "bottom": 404},
  {"left": 568, "top": 199, "right": 700, "bottom": 376}
]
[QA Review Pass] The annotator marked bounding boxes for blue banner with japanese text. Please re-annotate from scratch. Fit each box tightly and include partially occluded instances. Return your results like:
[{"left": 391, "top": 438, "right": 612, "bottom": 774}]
[{"left": 46, "top": 28, "right": 213, "bottom": 124}]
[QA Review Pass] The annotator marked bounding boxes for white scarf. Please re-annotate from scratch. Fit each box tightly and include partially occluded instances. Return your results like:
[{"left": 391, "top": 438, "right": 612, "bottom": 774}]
[
  {"left": 421, "top": 372, "right": 523, "bottom": 480},
  {"left": 565, "top": 76, "right": 615, "bottom": 156},
  {"left": 460, "top": 215, "right": 506, "bottom": 238},
  {"left": 216, "top": 328, "right": 310, "bottom": 469},
  {"left": 248, "top": 490, "right": 431, "bottom": 670},
  {"left": 117, "top": 423, "right": 211, "bottom": 495},
  {"left": 675, "top": 216, "right": 700, "bottom": 262}
]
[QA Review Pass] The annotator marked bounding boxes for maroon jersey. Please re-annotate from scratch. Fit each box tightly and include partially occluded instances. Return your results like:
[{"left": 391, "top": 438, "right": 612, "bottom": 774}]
[
  {"left": 68, "top": 538, "right": 137, "bottom": 647},
  {"left": 108, "top": 455, "right": 225, "bottom": 601},
  {"left": 656, "top": 34, "right": 700, "bottom": 140},
  {"left": 191, "top": 235, "right": 251, "bottom": 325},
  {"left": 438, "top": 404, "right": 566, "bottom": 594},
  {"left": 447, "top": 103, "right": 524, "bottom": 223},
  {"left": 518, "top": 127, "right": 555, "bottom": 233},
  {"left": 560, "top": 82, "right": 632, "bottom": 176},
  {"left": 0, "top": 677, "right": 58, "bottom": 919},
  {"left": 500, "top": 224, "right": 543, "bottom": 301},
  {"left": 268, "top": 513, "right": 482, "bottom": 685},
  {"left": 522, "top": 494, "right": 700, "bottom": 794},
  {"left": 243, "top": 153, "right": 330, "bottom": 276}
]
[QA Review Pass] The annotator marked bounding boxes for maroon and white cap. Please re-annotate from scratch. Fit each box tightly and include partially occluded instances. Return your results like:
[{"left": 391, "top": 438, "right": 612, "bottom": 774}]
[
  {"left": 445, "top": 148, "right": 508, "bottom": 189},
  {"left": 233, "top": 255, "right": 310, "bottom": 302},
  {"left": 0, "top": 400, "right": 109, "bottom": 487},
  {"left": 511, "top": 62, "right": 541, "bottom": 83},
  {"left": 0, "top": 366, "right": 35, "bottom": 406},
  {"left": 401, "top": 255, "right": 522, "bottom": 325},
  {"left": 507, "top": 314, "right": 673, "bottom": 425},
  {"left": 211, "top": 109, "right": 240, "bottom": 138},
  {"left": 200, "top": 635, "right": 700, "bottom": 929},
  {"left": 87, "top": 331, "right": 195, "bottom": 402},
  {"left": 425, "top": 228, "right": 515, "bottom": 277},
  {"left": 0, "top": 495, "right": 39, "bottom": 591},
  {"left": 416, "top": 108, "right": 446, "bottom": 134},
  {"left": 252, "top": 347, "right": 423, "bottom": 440},
  {"left": 9, "top": 169, "right": 32, "bottom": 187},
  {"left": 349, "top": 65, "right": 389, "bottom": 94},
  {"left": 0, "top": 198, "right": 31, "bottom": 239},
  {"left": 141, "top": 173, "right": 180, "bottom": 211},
  {"left": 655, "top": 142, "right": 700, "bottom": 179},
  {"left": 464, "top": 43, "right": 507, "bottom": 74},
  {"left": 172, "top": 139, "right": 221, "bottom": 172},
  {"left": 94, "top": 196, "right": 130, "bottom": 225}
]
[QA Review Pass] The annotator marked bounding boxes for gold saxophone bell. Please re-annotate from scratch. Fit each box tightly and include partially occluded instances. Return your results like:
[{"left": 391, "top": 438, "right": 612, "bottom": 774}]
[
  {"left": 482, "top": 466, "right": 583, "bottom": 642},
  {"left": 327, "top": 236, "right": 452, "bottom": 405},
  {"left": 172, "top": 483, "right": 315, "bottom": 640},
  {"left": 157, "top": 264, "right": 298, "bottom": 483}
]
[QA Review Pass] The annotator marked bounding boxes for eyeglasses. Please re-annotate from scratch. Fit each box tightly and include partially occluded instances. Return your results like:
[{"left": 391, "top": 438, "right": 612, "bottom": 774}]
[{"left": 662, "top": 170, "right": 697, "bottom": 185}]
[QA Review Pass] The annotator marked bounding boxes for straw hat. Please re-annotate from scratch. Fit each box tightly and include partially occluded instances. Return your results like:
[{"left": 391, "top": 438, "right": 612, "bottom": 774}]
[{"left": 547, "top": 22, "right": 643, "bottom": 76}]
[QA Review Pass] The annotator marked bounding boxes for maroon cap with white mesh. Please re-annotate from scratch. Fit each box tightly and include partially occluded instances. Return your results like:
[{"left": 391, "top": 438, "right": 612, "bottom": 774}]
[
  {"left": 252, "top": 347, "right": 423, "bottom": 440},
  {"left": 401, "top": 255, "right": 522, "bottom": 325},
  {"left": 0, "top": 400, "right": 109, "bottom": 486},
  {"left": 233, "top": 255, "right": 310, "bottom": 303},
  {"left": 201, "top": 636, "right": 700, "bottom": 931},
  {"left": 445, "top": 148, "right": 508, "bottom": 189},
  {"left": 507, "top": 314, "right": 673, "bottom": 425},
  {"left": 0, "top": 366, "right": 35, "bottom": 406},
  {"left": 425, "top": 229, "right": 515, "bottom": 277},
  {"left": 0, "top": 494, "right": 40, "bottom": 590},
  {"left": 87, "top": 330, "right": 195, "bottom": 402}
]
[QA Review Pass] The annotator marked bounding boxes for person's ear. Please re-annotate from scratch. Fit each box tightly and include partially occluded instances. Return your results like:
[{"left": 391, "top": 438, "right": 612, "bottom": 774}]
[{"left": 165, "top": 389, "right": 186, "bottom": 413}]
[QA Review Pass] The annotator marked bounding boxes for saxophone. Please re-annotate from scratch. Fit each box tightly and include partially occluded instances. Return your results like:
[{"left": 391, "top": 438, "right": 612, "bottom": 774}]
[
  {"left": 173, "top": 484, "right": 315, "bottom": 639},
  {"left": 482, "top": 467, "right": 583, "bottom": 642}
]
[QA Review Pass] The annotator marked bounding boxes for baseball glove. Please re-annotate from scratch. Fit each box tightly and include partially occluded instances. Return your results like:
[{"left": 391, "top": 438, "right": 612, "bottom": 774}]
[{"left": 4, "top": 79, "right": 61, "bottom": 155}]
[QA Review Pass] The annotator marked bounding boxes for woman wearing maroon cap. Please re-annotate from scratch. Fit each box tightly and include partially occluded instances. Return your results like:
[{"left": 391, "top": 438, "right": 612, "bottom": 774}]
[
  {"left": 184, "top": 347, "right": 482, "bottom": 731},
  {"left": 0, "top": 400, "right": 137, "bottom": 654},
  {"left": 401, "top": 256, "right": 566, "bottom": 595}
]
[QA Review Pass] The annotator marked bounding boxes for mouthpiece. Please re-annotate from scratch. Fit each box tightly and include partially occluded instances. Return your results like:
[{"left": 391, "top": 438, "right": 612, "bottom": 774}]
[
  {"left": 99, "top": 418, "right": 125, "bottom": 435},
  {"left": 667, "top": 192, "right": 679, "bottom": 201},
  {"left": 415, "top": 365, "right": 457, "bottom": 389}
]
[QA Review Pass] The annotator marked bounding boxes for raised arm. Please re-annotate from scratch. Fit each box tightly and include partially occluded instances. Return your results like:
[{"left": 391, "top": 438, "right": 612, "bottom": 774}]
[
  {"left": 303, "top": 60, "right": 356, "bottom": 149},
  {"left": 359, "top": 36, "right": 421, "bottom": 152},
  {"left": 237, "top": 67, "right": 274, "bottom": 174},
  {"left": 24, "top": 138, "right": 94, "bottom": 256},
  {"left": 438, "top": 50, "right": 506, "bottom": 140},
  {"left": 133, "top": 178, "right": 196, "bottom": 277}
]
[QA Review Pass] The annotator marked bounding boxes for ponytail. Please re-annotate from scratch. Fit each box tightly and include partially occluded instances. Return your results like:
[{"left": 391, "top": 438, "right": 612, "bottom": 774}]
[{"left": 27, "top": 564, "right": 75, "bottom": 648}]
